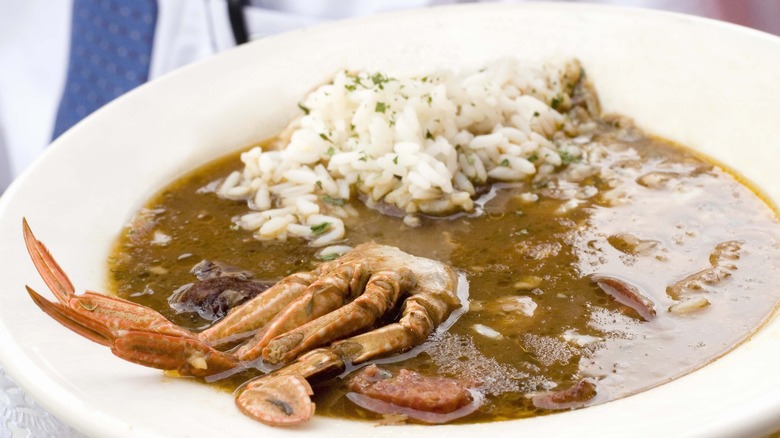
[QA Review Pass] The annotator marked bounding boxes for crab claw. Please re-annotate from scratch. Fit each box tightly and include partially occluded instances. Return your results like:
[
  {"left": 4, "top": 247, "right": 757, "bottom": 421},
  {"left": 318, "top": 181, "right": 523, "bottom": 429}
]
[
  {"left": 27, "top": 283, "right": 239, "bottom": 377},
  {"left": 23, "top": 219, "right": 239, "bottom": 377},
  {"left": 236, "top": 374, "right": 315, "bottom": 427},
  {"left": 27, "top": 285, "right": 117, "bottom": 346},
  {"left": 23, "top": 219, "right": 193, "bottom": 339},
  {"left": 22, "top": 218, "right": 74, "bottom": 302}
]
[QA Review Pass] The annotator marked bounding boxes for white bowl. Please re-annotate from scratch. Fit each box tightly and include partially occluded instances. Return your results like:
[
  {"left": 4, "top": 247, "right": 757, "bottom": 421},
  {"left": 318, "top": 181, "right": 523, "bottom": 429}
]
[{"left": 2, "top": 3, "right": 780, "bottom": 437}]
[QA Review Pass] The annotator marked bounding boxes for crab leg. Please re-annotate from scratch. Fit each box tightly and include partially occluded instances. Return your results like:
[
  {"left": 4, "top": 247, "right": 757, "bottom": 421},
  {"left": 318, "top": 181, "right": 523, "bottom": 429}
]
[
  {"left": 22, "top": 218, "right": 74, "bottom": 302},
  {"left": 236, "top": 374, "right": 315, "bottom": 427},
  {"left": 113, "top": 332, "right": 238, "bottom": 377},
  {"left": 23, "top": 219, "right": 193, "bottom": 339},
  {"left": 23, "top": 220, "right": 238, "bottom": 376},
  {"left": 234, "top": 263, "right": 371, "bottom": 360},
  {"left": 235, "top": 278, "right": 455, "bottom": 426},
  {"left": 24, "top": 221, "right": 466, "bottom": 427},
  {"left": 333, "top": 291, "right": 454, "bottom": 364},
  {"left": 260, "top": 269, "right": 415, "bottom": 365},
  {"left": 27, "top": 284, "right": 238, "bottom": 376},
  {"left": 27, "top": 286, "right": 116, "bottom": 347},
  {"left": 236, "top": 349, "right": 344, "bottom": 426}
]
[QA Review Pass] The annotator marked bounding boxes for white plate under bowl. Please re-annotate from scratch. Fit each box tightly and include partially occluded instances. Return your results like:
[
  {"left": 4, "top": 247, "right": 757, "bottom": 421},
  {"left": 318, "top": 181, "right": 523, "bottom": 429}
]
[{"left": 2, "top": 3, "right": 780, "bottom": 437}]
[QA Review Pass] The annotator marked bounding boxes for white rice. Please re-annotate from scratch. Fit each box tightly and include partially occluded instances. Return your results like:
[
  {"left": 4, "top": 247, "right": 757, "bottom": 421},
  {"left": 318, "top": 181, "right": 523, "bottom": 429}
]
[{"left": 218, "top": 57, "right": 588, "bottom": 246}]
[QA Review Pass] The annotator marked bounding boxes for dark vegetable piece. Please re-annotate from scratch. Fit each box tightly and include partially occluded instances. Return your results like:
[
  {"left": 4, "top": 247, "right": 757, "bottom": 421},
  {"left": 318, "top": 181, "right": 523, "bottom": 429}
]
[
  {"left": 532, "top": 379, "right": 598, "bottom": 410},
  {"left": 666, "top": 240, "right": 742, "bottom": 301},
  {"left": 168, "top": 260, "right": 274, "bottom": 321}
]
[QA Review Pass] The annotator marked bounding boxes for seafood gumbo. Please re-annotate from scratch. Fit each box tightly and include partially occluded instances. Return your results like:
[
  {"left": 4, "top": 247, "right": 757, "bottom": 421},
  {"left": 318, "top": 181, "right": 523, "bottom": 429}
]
[
  {"left": 26, "top": 58, "right": 780, "bottom": 426},
  {"left": 105, "top": 119, "right": 780, "bottom": 424}
]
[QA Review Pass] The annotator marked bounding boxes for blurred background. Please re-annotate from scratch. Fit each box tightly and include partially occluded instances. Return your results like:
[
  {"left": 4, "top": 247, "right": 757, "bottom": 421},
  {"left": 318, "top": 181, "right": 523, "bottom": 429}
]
[{"left": 1, "top": 0, "right": 779, "bottom": 196}]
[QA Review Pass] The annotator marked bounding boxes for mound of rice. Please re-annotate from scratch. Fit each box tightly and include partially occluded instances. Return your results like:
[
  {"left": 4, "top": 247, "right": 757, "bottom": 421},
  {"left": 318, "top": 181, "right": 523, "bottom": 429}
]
[{"left": 218, "top": 57, "right": 591, "bottom": 247}]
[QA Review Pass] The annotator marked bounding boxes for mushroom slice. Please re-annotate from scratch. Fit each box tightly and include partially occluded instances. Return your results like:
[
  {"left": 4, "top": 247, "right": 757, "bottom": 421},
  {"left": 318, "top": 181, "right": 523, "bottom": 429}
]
[
  {"left": 668, "top": 296, "right": 710, "bottom": 314},
  {"left": 532, "top": 379, "right": 598, "bottom": 410},
  {"left": 589, "top": 274, "right": 656, "bottom": 321}
]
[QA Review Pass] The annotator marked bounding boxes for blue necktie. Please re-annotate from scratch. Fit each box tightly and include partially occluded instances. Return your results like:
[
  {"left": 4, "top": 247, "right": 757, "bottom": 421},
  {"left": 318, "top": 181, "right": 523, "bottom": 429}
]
[{"left": 52, "top": 0, "right": 158, "bottom": 139}]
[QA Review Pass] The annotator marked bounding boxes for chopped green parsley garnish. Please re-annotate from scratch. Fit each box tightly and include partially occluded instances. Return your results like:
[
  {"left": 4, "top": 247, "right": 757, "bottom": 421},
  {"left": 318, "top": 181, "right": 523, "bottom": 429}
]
[
  {"left": 297, "top": 103, "right": 310, "bottom": 115},
  {"left": 551, "top": 95, "right": 563, "bottom": 110},
  {"left": 375, "top": 102, "right": 387, "bottom": 113},
  {"left": 321, "top": 195, "right": 345, "bottom": 206},
  {"left": 371, "top": 72, "right": 394, "bottom": 89},
  {"left": 500, "top": 158, "right": 510, "bottom": 167},
  {"left": 319, "top": 133, "right": 332, "bottom": 143},
  {"left": 559, "top": 150, "right": 581, "bottom": 164},
  {"left": 310, "top": 222, "right": 331, "bottom": 235},
  {"left": 326, "top": 146, "right": 335, "bottom": 156}
]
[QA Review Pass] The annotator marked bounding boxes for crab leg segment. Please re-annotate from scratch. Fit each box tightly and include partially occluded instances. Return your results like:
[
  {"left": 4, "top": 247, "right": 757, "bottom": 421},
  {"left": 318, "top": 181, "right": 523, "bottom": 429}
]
[
  {"left": 330, "top": 292, "right": 451, "bottom": 364},
  {"left": 236, "top": 263, "right": 373, "bottom": 361},
  {"left": 236, "top": 349, "right": 344, "bottom": 426},
  {"left": 198, "top": 269, "right": 323, "bottom": 346},
  {"left": 113, "top": 332, "right": 238, "bottom": 377},
  {"left": 27, "top": 286, "right": 115, "bottom": 346},
  {"left": 22, "top": 218, "right": 74, "bottom": 303},
  {"left": 236, "top": 374, "right": 315, "bottom": 427},
  {"left": 261, "top": 269, "right": 415, "bottom": 365},
  {"left": 27, "top": 285, "right": 238, "bottom": 377}
]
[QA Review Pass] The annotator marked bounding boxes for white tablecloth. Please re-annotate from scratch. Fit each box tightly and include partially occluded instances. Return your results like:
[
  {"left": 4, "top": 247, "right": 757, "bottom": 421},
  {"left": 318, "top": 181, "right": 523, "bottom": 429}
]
[{"left": 0, "top": 367, "right": 81, "bottom": 438}]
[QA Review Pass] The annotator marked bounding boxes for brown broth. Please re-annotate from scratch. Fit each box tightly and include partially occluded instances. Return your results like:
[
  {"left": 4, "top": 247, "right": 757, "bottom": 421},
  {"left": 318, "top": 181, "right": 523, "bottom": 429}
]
[{"left": 108, "top": 121, "right": 780, "bottom": 424}]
